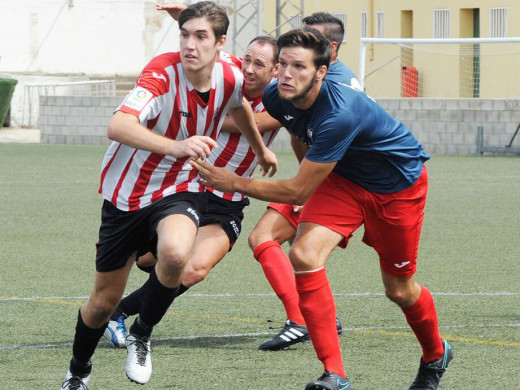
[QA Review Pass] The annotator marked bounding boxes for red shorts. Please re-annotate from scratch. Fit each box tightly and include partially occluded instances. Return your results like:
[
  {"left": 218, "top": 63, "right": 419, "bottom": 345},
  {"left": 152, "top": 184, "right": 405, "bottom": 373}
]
[
  {"left": 267, "top": 202, "right": 300, "bottom": 229},
  {"left": 299, "top": 168, "right": 428, "bottom": 278}
]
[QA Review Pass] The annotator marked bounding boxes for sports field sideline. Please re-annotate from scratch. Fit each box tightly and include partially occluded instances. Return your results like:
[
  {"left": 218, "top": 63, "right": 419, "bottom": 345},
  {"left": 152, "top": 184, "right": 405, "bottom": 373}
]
[{"left": 0, "top": 143, "right": 518, "bottom": 389}]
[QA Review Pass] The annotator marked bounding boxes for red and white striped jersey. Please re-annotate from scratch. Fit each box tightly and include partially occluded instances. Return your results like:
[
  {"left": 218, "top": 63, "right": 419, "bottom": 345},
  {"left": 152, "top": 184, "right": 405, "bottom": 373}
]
[
  {"left": 207, "top": 53, "right": 280, "bottom": 201},
  {"left": 99, "top": 52, "right": 244, "bottom": 211}
]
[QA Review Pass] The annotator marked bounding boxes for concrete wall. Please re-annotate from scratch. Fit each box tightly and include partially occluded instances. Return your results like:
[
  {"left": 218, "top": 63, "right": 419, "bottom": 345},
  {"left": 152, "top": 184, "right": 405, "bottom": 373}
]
[
  {"left": 39, "top": 96, "right": 520, "bottom": 155},
  {"left": 378, "top": 98, "right": 520, "bottom": 154},
  {"left": 39, "top": 96, "right": 117, "bottom": 145}
]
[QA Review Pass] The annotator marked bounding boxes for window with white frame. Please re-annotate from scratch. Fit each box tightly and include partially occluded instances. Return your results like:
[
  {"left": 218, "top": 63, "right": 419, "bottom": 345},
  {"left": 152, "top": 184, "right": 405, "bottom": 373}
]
[
  {"left": 376, "top": 11, "right": 384, "bottom": 38},
  {"left": 361, "top": 12, "right": 368, "bottom": 38},
  {"left": 490, "top": 8, "right": 508, "bottom": 37},
  {"left": 289, "top": 14, "right": 303, "bottom": 29},
  {"left": 332, "top": 13, "right": 347, "bottom": 42},
  {"left": 433, "top": 9, "right": 450, "bottom": 38}
]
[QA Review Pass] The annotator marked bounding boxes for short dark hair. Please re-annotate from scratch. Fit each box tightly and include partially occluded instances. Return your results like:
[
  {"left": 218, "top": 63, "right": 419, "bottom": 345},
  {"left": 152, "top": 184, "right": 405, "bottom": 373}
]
[
  {"left": 276, "top": 28, "right": 331, "bottom": 69},
  {"left": 302, "top": 12, "right": 344, "bottom": 53},
  {"left": 248, "top": 35, "right": 278, "bottom": 64},
  {"left": 178, "top": 1, "right": 229, "bottom": 39}
]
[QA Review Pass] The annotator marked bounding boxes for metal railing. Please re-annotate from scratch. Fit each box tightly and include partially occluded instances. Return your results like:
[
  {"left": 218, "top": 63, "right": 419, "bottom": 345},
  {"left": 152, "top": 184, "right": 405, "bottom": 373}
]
[
  {"left": 476, "top": 125, "right": 520, "bottom": 155},
  {"left": 21, "top": 79, "right": 115, "bottom": 127}
]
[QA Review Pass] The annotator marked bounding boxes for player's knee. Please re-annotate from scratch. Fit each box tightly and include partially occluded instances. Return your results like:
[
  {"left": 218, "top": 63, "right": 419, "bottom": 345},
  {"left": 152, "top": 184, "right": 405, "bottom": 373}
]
[
  {"left": 248, "top": 228, "right": 285, "bottom": 252},
  {"left": 85, "top": 299, "right": 117, "bottom": 323},
  {"left": 183, "top": 266, "right": 209, "bottom": 287},
  {"left": 137, "top": 252, "right": 157, "bottom": 268},
  {"left": 288, "top": 245, "right": 313, "bottom": 270},
  {"left": 157, "top": 244, "right": 189, "bottom": 271},
  {"left": 385, "top": 287, "right": 413, "bottom": 307},
  {"left": 248, "top": 229, "right": 262, "bottom": 251}
]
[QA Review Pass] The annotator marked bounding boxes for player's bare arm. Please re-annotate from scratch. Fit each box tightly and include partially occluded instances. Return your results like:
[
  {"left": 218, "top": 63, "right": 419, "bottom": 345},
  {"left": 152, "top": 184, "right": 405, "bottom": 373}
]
[
  {"left": 287, "top": 134, "right": 310, "bottom": 211},
  {"left": 156, "top": 2, "right": 187, "bottom": 21},
  {"left": 222, "top": 105, "right": 282, "bottom": 135},
  {"left": 192, "top": 157, "right": 335, "bottom": 205},
  {"left": 108, "top": 111, "right": 216, "bottom": 159},
  {"left": 227, "top": 103, "right": 278, "bottom": 177},
  {"left": 290, "top": 133, "right": 310, "bottom": 163},
  {"left": 253, "top": 111, "right": 283, "bottom": 134}
]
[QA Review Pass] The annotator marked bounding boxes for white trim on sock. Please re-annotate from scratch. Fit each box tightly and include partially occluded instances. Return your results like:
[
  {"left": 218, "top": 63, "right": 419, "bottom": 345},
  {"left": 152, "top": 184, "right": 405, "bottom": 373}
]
[{"left": 294, "top": 266, "right": 324, "bottom": 275}]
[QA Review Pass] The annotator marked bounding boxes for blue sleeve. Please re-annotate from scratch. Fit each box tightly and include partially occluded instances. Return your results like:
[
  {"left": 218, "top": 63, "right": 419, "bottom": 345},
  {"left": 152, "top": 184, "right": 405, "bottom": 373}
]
[
  {"left": 326, "top": 61, "right": 359, "bottom": 87},
  {"left": 262, "top": 82, "right": 282, "bottom": 120}
]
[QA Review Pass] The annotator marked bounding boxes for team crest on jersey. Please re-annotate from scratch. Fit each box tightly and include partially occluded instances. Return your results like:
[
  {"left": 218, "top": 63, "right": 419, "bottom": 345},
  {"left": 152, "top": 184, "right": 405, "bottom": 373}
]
[
  {"left": 123, "top": 86, "right": 153, "bottom": 112},
  {"left": 306, "top": 127, "right": 314, "bottom": 141}
]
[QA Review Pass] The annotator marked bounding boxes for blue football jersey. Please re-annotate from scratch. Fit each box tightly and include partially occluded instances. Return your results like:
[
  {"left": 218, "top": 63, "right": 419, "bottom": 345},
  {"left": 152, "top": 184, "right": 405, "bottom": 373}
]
[{"left": 262, "top": 79, "right": 430, "bottom": 193}]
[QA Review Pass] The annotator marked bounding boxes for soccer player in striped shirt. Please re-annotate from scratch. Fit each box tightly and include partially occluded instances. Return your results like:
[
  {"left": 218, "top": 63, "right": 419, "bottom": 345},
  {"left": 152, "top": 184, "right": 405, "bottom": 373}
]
[
  {"left": 104, "top": 34, "right": 281, "bottom": 349},
  {"left": 61, "top": 2, "right": 277, "bottom": 389}
]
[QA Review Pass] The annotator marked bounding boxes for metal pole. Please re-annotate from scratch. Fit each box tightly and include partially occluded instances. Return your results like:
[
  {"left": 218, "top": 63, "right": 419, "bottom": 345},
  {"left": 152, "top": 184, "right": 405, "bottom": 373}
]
[
  {"left": 276, "top": 0, "right": 280, "bottom": 37},
  {"left": 476, "top": 126, "right": 483, "bottom": 155},
  {"left": 359, "top": 41, "right": 366, "bottom": 91},
  {"left": 233, "top": 0, "right": 237, "bottom": 54}
]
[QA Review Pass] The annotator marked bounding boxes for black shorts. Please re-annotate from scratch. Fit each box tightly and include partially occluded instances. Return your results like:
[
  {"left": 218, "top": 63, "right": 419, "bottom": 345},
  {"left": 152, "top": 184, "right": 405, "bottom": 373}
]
[
  {"left": 95, "top": 192, "right": 206, "bottom": 272},
  {"left": 201, "top": 191, "right": 249, "bottom": 250}
]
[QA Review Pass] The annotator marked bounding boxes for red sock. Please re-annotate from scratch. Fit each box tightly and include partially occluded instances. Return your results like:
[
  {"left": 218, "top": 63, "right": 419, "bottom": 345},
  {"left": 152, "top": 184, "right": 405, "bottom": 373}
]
[
  {"left": 296, "top": 268, "right": 345, "bottom": 377},
  {"left": 402, "top": 285, "right": 444, "bottom": 362},
  {"left": 254, "top": 241, "right": 305, "bottom": 324}
]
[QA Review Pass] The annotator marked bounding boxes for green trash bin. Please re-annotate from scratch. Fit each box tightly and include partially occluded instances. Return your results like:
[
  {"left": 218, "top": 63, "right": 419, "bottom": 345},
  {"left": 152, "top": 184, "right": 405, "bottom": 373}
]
[{"left": 0, "top": 77, "right": 18, "bottom": 127}]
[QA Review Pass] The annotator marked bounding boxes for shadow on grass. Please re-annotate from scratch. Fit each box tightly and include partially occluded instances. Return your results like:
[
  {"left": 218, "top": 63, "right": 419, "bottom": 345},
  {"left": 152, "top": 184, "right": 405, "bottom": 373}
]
[
  {"left": 97, "top": 334, "right": 308, "bottom": 352},
  {"left": 160, "top": 335, "right": 258, "bottom": 349}
]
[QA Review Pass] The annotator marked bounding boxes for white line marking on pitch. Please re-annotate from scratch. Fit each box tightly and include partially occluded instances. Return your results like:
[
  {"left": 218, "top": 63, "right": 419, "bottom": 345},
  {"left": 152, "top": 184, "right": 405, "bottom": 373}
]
[{"left": 1, "top": 291, "right": 518, "bottom": 302}]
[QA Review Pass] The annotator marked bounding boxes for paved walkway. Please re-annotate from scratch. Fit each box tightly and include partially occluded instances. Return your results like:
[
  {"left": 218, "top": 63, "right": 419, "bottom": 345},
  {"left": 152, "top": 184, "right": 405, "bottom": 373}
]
[{"left": 0, "top": 128, "right": 40, "bottom": 143}]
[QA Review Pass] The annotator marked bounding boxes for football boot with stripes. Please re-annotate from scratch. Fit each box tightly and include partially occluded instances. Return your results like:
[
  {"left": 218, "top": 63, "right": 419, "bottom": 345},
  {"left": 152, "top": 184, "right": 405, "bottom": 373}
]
[
  {"left": 103, "top": 315, "right": 127, "bottom": 348},
  {"left": 258, "top": 319, "right": 310, "bottom": 350},
  {"left": 259, "top": 317, "right": 343, "bottom": 351},
  {"left": 336, "top": 317, "right": 343, "bottom": 336},
  {"left": 408, "top": 339, "right": 453, "bottom": 389},
  {"left": 305, "top": 371, "right": 353, "bottom": 390}
]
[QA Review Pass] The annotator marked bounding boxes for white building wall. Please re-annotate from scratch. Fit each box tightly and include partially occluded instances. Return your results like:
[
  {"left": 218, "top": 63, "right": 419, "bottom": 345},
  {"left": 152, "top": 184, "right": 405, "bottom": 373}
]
[
  {"left": 0, "top": 0, "right": 262, "bottom": 127},
  {"left": 0, "top": 0, "right": 181, "bottom": 76},
  {"left": 1, "top": 0, "right": 261, "bottom": 76}
]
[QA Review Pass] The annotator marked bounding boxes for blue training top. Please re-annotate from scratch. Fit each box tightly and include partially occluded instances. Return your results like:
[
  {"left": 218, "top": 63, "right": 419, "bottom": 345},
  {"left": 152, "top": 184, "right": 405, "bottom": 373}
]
[
  {"left": 262, "top": 79, "right": 431, "bottom": 193},
  {"left": 327, "top": 61, "right": 360, "bottom": 88}
]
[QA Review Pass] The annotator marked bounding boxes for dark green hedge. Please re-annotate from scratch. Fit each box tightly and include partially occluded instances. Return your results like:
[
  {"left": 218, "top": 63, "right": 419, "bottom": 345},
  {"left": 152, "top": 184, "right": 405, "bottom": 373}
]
[{"left": 0, "top": 78, "right": 18, "bottom": 127}]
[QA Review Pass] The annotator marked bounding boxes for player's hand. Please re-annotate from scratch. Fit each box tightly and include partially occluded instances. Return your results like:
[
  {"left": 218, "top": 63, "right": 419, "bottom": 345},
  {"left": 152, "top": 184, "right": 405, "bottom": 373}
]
[
  {"left": 292, "top": 204, "right": 304, "bottom": 213},
  {"left": 190, "top": 158, "right": 238, "bottom": 193},
  {"left": 156, "top": 2, "right": 187, "bottom": 21},
  {"left": 169, "top": 136, "right": 216, "bottom": 160},
  {"left": 255, "top": 148, "right": 278, "bottom": 177}
]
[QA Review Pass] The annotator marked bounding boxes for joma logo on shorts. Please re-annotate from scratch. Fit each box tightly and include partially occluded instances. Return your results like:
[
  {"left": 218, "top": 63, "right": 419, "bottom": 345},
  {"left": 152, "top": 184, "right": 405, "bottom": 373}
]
[
  {"left": 229, "top": 220, "right": 240, "bottom": 237},
  {"left": 186, "top": 207, "right": 200, "bottom": 223}
]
